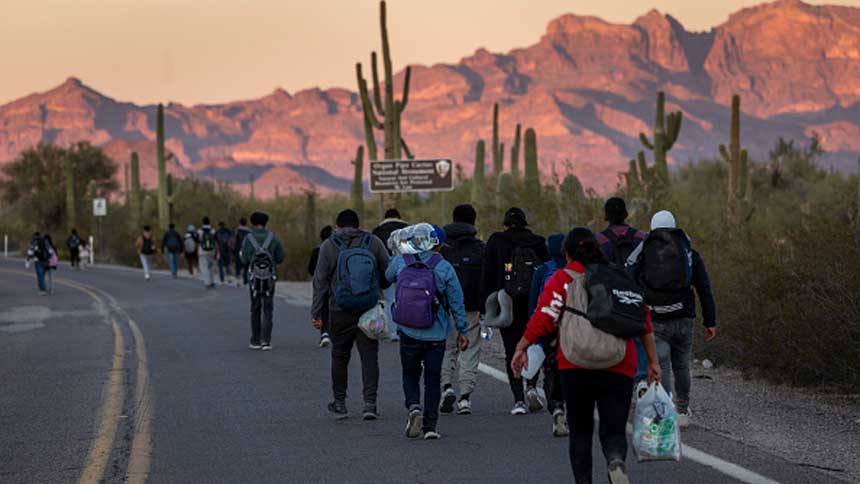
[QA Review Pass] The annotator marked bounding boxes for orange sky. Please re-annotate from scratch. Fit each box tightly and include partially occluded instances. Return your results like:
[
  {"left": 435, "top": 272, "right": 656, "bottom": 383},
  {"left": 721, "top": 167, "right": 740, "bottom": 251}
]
[{"left": 1, "top": 0, "right": 857, "bottom": 105}]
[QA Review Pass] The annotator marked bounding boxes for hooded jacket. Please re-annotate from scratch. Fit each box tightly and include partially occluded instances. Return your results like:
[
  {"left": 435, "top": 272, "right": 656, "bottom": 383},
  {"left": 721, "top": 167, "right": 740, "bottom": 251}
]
[
  {"left": 442, "top": 222, "right": 485, "bottom": 312},
  {"left": 311, "top": 227, "right": 390, "bottom": 320},
  {"left": 527, "top": 233, "right": 565, "bottom": 317},
  {"left": 372, "top": 218, "right": 408, "bottom": 254},
  {"left": 480, "top": 227, "right": 550, "bottom": 322}
]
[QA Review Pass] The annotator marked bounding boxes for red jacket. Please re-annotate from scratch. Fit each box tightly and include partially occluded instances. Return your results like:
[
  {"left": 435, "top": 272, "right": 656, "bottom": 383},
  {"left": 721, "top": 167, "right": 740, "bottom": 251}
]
[{"left": 522, "top": 261, "right": 652, "bottom": 378}]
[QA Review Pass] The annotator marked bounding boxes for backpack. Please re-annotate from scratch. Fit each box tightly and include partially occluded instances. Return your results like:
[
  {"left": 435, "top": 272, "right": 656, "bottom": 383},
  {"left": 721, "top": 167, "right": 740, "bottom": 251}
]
[
  {"left": 200, "top": 228, "right": 216, "bottom": 252},
  {"left": 558, "top": 269, "right": 627, "bottom": 369},
  {"left": 392, "top": 253, "right": 443, "bottom": 329},
  {"left": 184, "top": 235, "right": 197, "bottom": 254},
  {"left": 216, "top": 229, "right": 233, "bottom": 250},
  {"left": 565, "top": 264, "right": 647, "bottom": 339},
  {"left": 165, "top": 231, "right": 182, "bottom": 252},
  {"left": 440, "top": 238, "right": 484, "bottom": 311},
  {"left": 602, "top": 227, "right": 639, "bottom": 267},
  {"left": 640, "top": 229, "right": 693, "bottom": 292},
  {"left": 504, "top": 246, "right": 540, "bottom": 298},
  {"left": 67, "top": 235, "right": 81, "bottom": 249},
  {"left": 332, "top": 234, "right": 380, "bottom": 313},
  {"left": 141, "top": 236, "right": 155, "bottom": 255},
  {"left": 246, "top": 231, "right": 277, "bottom": 297},
  {"left": 28, "top": 238, "right": 49, "bottom": 262}
]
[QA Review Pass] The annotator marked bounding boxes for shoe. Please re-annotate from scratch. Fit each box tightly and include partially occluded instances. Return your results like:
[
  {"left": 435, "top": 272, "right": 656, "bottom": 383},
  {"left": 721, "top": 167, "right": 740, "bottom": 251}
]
[
  {"left": 261, "top": 342, "right": 272, "bottom": 351},
  {"left": 248, "top": 341, "right": 262, "bottom": 350},
  {"left": 510, "top": 401, "right": 528, "bottom": 416},
  {"left": 145, "top": 274, "right": 151, "bottom": 281},
  {"left": 38, "top": 291, "right": 48, "bottom": 296},
  {"left": 607, "top": 460, "right": 629, "bottom": 484},
  {"left": 677, "top": 408, "right": 692, "bottom": 428},
  {"left": 362, "top": 403, "right": 379, "bottom": 421},
  {"left": 319, "top": 334, "right": 332, "bottom": 348},
  {"left": 552, "top": 408, "right": 570, "bottom": 437},
  {"left": 439, "top": 388, "right": 456, "bottom": 414},
  {"left": 456, "top": 397, "right": 472, "bottom": 415},
  {"left": 423, "top": 430, "right": 441, "bottom": 440},
  {"left": 405, "top": 406, "right": 423, "bottom": 438},
  {"left": 526, "top": 387, "right": 545, "bottom": 412},
  {"left": 328, "top": 401, "right": 348, "bottom": 420}
]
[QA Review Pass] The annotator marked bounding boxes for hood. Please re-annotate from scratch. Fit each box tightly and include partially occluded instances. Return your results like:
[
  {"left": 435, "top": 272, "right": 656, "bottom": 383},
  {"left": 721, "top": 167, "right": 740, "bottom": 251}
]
[
  {"left": 504, "top": 227, "right": 545, "bottom": 249},
  {"left": 547, "top": 233, "right": 566, "bottom": 267},
  {"left": 377, "top": 218, "right": 407, "bottom": 227},
  {"left": 334, "top": 227, "right": 366, "bottom": 244},
  {"left": 443, "top": 222, "right": 477, "bottom": 240}
]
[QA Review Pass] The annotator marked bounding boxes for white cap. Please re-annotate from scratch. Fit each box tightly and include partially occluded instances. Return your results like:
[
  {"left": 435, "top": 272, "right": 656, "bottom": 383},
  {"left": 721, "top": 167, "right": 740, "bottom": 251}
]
[{"left": 651, "top": 210, "right": 677, "bottom": 230}]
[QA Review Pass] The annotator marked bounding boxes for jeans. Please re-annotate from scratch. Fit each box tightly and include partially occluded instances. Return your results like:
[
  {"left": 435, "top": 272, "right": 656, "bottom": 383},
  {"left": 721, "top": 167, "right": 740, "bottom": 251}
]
[
  {"left": 561, "top": 370, "right": 633, "bottom": 484},
  {"left": 399, "top": 333, "right": 446, "bottom": 432},
  {"left": 166, "top": 252, "right": 179, "bottom": 277},
  {"left": 218, "top": 254, "right": 232, "bottom": 283},
  {"left": 330, "top": 309, "right": 379, "bottom": 404},
  {"left": 139, "top": 254, "right": 152, "bottom": 278},
  {"left": 441, "top": 311, "right": 482, "bottom": 396},
  {"left": 654, "top": 317, "right": 694, "bottom": 412},
  {"left": 500, "top": 317, "right": 538, "bottom": 403},
  {"left": 34, "top": 261, "right": 46, "bottom": 291},
  {"left": 199, "top": 252, "right": 216, "bottom": 286},
  {"left": 250, "top": 291, "right": 274, "bottom": 345}
]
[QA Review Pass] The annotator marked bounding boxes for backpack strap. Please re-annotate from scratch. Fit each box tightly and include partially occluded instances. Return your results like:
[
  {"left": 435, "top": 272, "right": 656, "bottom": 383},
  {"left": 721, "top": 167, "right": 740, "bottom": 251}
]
[
  {"left": 260, "top": 231, "right": 274, "bottom": 251},
  {"left": 331, "top": 236, "right": 346, "bottom": 251},
  {"left": 360, "top": 233, "right": 372, "bottom": 249},
  {"left": 560, "top": 269, "right": 588, "bottom": 319},
  {"left": 247, "top": 233, "right": 262, "bottom": 251},
  {"left": 403, "top": 253, "right": 416, "bottom": 266},
  {"left": 425, "top": 253, "right": 443, "bottom": 270}
]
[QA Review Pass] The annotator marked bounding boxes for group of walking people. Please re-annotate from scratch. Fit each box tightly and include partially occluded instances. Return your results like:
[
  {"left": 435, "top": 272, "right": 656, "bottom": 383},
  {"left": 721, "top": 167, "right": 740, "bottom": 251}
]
[{"left": 25, "top": 229, "right": 88, "bottom": 295}]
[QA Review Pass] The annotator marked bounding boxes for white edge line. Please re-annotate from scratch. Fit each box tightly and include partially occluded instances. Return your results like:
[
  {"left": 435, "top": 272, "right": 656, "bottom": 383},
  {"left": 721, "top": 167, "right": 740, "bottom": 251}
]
[{"left": 477, "top": 363, "right": 782, "bottom": 484}]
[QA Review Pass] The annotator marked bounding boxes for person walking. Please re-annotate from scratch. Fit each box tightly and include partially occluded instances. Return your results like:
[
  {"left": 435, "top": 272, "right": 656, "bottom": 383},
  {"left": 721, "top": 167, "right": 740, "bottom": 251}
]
[
  {"left": 386, "top": 223, "right": 469, "bottom": 440},
  {"left": 480, "top": 207, "right": 549, "bottom": 415},
  {"left": 66, "top": 229, "right": 83, "bottom": 269},
  {"left": 308, "top": 225, "right": 334, "bottom": 348},
  {"left": 135, "top": 226, "right": 157, "bottom": 280},
  {"left": 214, "top": 221, "right": 234, "bottom": 285},
  {"left": 438, "top": 204, "right": 484, "bottom": 415},
  {"left": 198, "top": 217, "right": 217, "bottom": 289},
  {"left": 161, "top": 223, "right": 183, "bottom": 278},
  {"left": 312, "top": 209, "right": 390, "bottom": 420},
  {"left": 184, "top": 225, "right": 199, "bottom": 276},
  {"left": 239, "top": 212, "right": 285, "bottom": 351},
  {"left": 43, "top": 234, "right": 59, "bottom": 294},
  {"left": 26, "top": 232, "right": 50, "bottom": 295},
  {"left": 234, "top": 218, "right": 251, "bottom": 286},
  {"left": 630, "top": 210, "right": 717, "bottom": 428},
  {"left": 373, "top": 208, "right": 408, "bottom": 342},
  {"left": 513, "top": 227, "right": 661, "bottom": 484}
]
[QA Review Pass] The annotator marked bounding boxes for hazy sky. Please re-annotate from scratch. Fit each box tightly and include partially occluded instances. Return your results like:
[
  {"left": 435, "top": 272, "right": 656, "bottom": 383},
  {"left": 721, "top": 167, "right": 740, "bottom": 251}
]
[{"left": 1, "top": 0, "right": 857, "bottom": 105}]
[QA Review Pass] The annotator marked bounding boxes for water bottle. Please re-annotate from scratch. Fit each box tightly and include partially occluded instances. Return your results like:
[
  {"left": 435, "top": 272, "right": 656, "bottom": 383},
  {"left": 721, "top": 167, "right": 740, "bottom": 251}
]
[
  {"left": 521, "top": 344, "right": 545, "bottom": 380},
  {"left": 479, "top": 318, "right": 493, "bottom": 341}
]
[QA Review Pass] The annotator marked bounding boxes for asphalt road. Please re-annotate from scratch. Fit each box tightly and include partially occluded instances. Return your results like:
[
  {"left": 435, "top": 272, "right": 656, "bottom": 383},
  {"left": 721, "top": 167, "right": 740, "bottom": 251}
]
[{"left": 0, "top": 259, "right": 843, "bottom": 484}]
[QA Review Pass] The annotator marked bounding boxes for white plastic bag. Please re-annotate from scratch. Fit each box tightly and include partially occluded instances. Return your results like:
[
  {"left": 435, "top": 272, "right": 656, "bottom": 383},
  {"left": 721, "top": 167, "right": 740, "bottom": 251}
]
[
  {"left": 358, "top": 301, "right": 393, "bottom": 341},
  {"left": 632, "top": 382, "right": 682, "bottom": 462}
]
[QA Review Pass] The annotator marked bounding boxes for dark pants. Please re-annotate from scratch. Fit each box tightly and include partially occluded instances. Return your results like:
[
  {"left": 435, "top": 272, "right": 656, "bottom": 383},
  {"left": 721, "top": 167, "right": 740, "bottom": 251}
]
[
  {"left": 500, "top": 318, "right": 538, "bottom": 402},
  {"left": 250, "top": 292, "right": 274, "bottom": 344},
  {"left": 399, "top": 333, "right": 446, "bottom": 432},
  {"left": 235, "top": 258, "right": 248, "bottom": 284},
  {"left": 34, "top": 261, "right": 47, "bottom": 291},
  {"left": 69, "top": 248, "right": 80, "bottom": 268},
  {"left": 185, "top": 252, "right": 198, "bottom": 275},
  {"left": 561, "top": 370, "right": 633, "bottom": 484},
  {"left": 218, "top": 254, "right": 231, "bottom": 283},
  {"left": 319, "top": 302, "right": 330, "bottom": 336},
  {"left": 330, "top": 309, "right": 379, "bottom": 404},
  {"left": 542, "top": 339, "right": 564, "bottom": 414}
]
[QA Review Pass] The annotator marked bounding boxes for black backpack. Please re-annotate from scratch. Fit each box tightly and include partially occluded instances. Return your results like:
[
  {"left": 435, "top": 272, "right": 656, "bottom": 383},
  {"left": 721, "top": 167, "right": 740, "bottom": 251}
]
[
  {"left": 247, "top": 231, "right": 277, "bottom": 297},
  {"left": 200, "top": 228, "right": 216, "bottom": 252},
  {"left": 67, "top": 235, "right": 81, "bottom": 249},
  {"left": 165, "top": 231, "right": 182, "bottom": 252},
  {"left": 28, "top": 237, "right": 49, "bottom": 262},
  {"left": 602, "top": 227, "right": 638, "bottom": 267},
  {"left": 441, "top": 237, "right": 485, "bottom": 311},
  {"left": 564, "top": 263, "right": 647, "bottom": 339},
  {"left": 640, "top": 229, "right": 693, "bottom": 293},
  {"left": 504, "top": 246, "right": 540, "bottom": 298},
  {"left": 141, "top": 236, "right": 155, "bottom": 255}
]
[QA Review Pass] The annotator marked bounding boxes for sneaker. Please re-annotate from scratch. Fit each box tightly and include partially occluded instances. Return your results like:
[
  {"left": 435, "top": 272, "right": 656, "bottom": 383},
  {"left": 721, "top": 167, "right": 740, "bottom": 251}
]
[
  {"left": 439, "top": 388, "right": 456, "bottom": 414},
  {"left": 144, "top": 274, "right": 151, "bottom": 281},
  {"left": 510, "top": 401, "right": 528, "bottom": 416},
  {"left": 248, "top": 341, "right": 262, "bottom": 350},
  {"left": 677, "top": 408, "right": 692, "bottom": 428},
  {"left": 456, "top": 397, "right": 472, "bottom": 415},
  {"left": 526, "top": 387, "right": 545, "bottom": 413},
  {"left": 362, "top": 403, "right": 379, "bottom": 421},
  {"left": 319, "top": 334, "right": 332, "bottom": 348},
  {"left": 608, "top": 460, "right": 629, "bottom": 484},
  {"left": 261, "top": 342, "right": 272, "bottom": 351},
  {"left": 327, "top": 401, "right": 348, "bottom": 420},
  {"left": 552, "top": 409, "right": 569, "bottom": 437},
  {"left": 423, "top": 430, "right": 441, "bottom": 440},
  {"left": 405, "top": 406, "right": 423, "bottom": 438},
  {"left": 38, "top": 291, "right": 48, "bottom": 296}
]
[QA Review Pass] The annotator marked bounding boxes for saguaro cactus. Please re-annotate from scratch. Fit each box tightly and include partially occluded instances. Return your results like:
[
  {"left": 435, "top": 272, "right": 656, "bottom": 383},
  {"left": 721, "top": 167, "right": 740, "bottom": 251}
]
[
  {"left": 351, "top": 145, "right": 365, "bottom": 213},
  {"left": 524, "top": 128, "right": 540, "bottom": 194},
  {"left": 558, "top": 174, "right": 586, "bottom": 228},
  {"left": 64, "top": 155, "right": 77, "bottom": 229},
  {"left": 639, "top": 91, "right": 682, "bottom": 185},
  {"left": 495, "top": 172, "right": 515, "bottom": 213},
  {"left": 130, "top": 152, "right": 142, "bottom": 228},
  {"left": 304, "top": 190, "right": 317, "bottom": 245},
  {"left": 492, "top": 103, "right": 502, "bottom": 175},
  {"left": 510, "top": 124, "right": 521, "bottom": 179},
  {"left": 249, "top": 174, "right": 256, "bottom": 201},
  {"left": 472, "top": 140, "right": 486, "bottom": 203},
  {"left": 123, "top": 162, "right": 130, "bottom": 204},
  {"left": 719, "top": 94, "right": 752, "bottom": 225},
  {"left": 156, "top": 104, "right": 174, "bottom": 229}
]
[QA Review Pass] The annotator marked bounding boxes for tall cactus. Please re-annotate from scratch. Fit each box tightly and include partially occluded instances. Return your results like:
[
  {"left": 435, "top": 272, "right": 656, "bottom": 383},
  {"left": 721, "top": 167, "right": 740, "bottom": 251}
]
[
  {"left": 351, "top": 145, "right": 365, "bottom": 213},
  {"left": 304, "top": 190, "right": 317, "bottom": 245},
  {"left": 130, "top": 152, "right": 142, "bottom": 228},
  {"left": 64, "top": 155, "right": 77, "bottom": 229},
  {"left": 639, "top": 91, "right": 682, "bottom": 185},
  {"left": 495, "top": 172, "right": 515, "bottom": 213},
  {"left": 472, "top": 140, "right": 486, "bottom": 204},
  {"left": 355, "top": 0, "right": 411, "bottom": 161},
  {"left": 510, "top": 124, "right": 521, "bottom": 179},
  {"left": 166, "top": 174, "right": 175, "bottom": 223},
  {"left": 492, "top": 103, "right": 502, "bottom": 175},
  {"left": 719, "top": 94, "right": 751, "bottom": 225},
  {"left": 558, "top": 174, "right": 586, "bottom": 229},
  {"left": 123, "top": 162, "right": 130, "bottom": 205},
  {"left": 156, "top": 104, "right": 174, "bottom": 229},
  {"left": 524, "top": 128, "right": 540, "bottom": 194},
  {"left": 248, "top": 174, "right": 256, "bottom": 201}
]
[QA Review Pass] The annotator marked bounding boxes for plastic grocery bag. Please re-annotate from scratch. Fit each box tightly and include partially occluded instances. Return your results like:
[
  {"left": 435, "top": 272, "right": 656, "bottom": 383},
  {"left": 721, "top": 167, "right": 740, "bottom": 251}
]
[
  {"left": 632, "top": 382, "right": 682, "bottom": 462},
  {"left": 358, "top": 301, "right": 393, "bottom": 341}
]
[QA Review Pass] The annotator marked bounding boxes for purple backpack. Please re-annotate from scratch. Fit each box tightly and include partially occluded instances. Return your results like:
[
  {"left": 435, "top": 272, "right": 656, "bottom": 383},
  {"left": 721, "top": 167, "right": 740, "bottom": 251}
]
[{"left": 392, "top": 253, "right": 443, "bottom": 329}]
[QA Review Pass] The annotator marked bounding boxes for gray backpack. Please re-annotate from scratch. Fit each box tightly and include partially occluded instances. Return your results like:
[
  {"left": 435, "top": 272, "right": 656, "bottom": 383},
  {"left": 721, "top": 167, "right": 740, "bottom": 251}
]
[
  {"left": 247, "top": 232, "right": 276, "bottom": 297},
  {"left": 559, "top": 269, "right": 626, "bottom": 369}
]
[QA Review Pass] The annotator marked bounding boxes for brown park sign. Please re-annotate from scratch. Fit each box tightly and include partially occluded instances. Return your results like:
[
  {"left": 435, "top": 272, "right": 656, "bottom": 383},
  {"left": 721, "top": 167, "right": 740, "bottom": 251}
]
[{"left": 369, "top": 159, "right": 454, "bottom": 193}]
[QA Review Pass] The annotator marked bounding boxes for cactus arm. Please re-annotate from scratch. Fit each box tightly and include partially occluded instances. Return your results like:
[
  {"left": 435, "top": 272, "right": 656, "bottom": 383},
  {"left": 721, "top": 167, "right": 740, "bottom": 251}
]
[
  {"left": 639, "top": 133, "right": 654, "bottom": 150},
  {"left": 399, "top": 66, "right": 411, "bottom": 111},
  {"left": 719, "top": 144, "right": 730, "bottom": 162},
  {"left": 400, "top": 137, "right": 414, "bottom": 160},
  {"left": 370, "top": 52, "right": 385, "bottom": 116},
  {"left": 356, "top": 63, "right": 383, "bottom": 129},
  {"left": 665, "top": 112, "right": 683, "bottom": 150}
]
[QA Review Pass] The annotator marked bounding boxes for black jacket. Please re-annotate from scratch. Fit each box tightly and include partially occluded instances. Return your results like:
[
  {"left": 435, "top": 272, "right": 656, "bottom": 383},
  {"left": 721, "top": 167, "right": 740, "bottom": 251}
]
[
  {"left": 442, "top": 222, "right": 485, "bottom": 312},
  {"left": 480, "top": 227, "right": 549, "bottom": 322},
  {"left": 372, "top": 218, "right": 408, "bottom": 255},
  {"left": 308, "top": 246, "right": 321, "bottom": 277},
  {"left": 162, "top": 229, "right": 182, "bottom": 253}
]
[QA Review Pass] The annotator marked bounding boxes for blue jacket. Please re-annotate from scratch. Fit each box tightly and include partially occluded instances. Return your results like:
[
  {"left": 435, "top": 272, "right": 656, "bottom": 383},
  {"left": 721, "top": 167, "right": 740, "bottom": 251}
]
[
  {"left": 386, "top": 251, "right": 469, "bottom": 341},
  {"left": 527, "top": 234, "right": 566, "bottom": 317}
]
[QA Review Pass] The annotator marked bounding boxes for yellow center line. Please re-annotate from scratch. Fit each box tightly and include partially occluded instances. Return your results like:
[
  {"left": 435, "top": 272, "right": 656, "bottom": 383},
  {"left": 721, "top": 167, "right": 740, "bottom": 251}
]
[{"left": 125, "top": 317, "right": 152, "bottom": 484}]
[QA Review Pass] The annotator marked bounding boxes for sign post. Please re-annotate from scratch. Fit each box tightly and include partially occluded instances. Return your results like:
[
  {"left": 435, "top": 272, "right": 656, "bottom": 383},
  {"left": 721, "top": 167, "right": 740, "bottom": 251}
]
[
  {"left": 92, "top": 198, "right": 106, "bottom": 264},
  {"left": 369, "top": 159, "right": 454, "bottom": 194}
]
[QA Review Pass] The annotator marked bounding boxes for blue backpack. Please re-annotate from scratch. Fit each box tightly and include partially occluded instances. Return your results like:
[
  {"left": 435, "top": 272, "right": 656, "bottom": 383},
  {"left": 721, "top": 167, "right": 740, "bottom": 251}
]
[
  {"left": 392, "top": 253, "right": 442, "bottom": 329},
  {"left": 332, "top": 234, "right": 380, "bottom": 313}
]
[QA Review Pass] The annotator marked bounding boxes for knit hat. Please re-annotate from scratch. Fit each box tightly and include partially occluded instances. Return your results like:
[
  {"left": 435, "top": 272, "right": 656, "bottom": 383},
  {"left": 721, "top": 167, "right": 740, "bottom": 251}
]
[
  {"left": 651, "top": 210, "right": 677, "bottom": 230},
  {"left": 503, "top": 207, "right": 528, "bottom": 227},
  {"left": 431, "top": 225, "right": 447, "bottom": 247}
]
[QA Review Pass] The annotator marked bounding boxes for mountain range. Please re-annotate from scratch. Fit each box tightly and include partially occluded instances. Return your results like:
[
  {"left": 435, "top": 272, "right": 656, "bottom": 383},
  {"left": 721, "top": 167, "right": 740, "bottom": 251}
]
[{"left": 1, "top": 0, "right": 859, "bottom": 198}]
